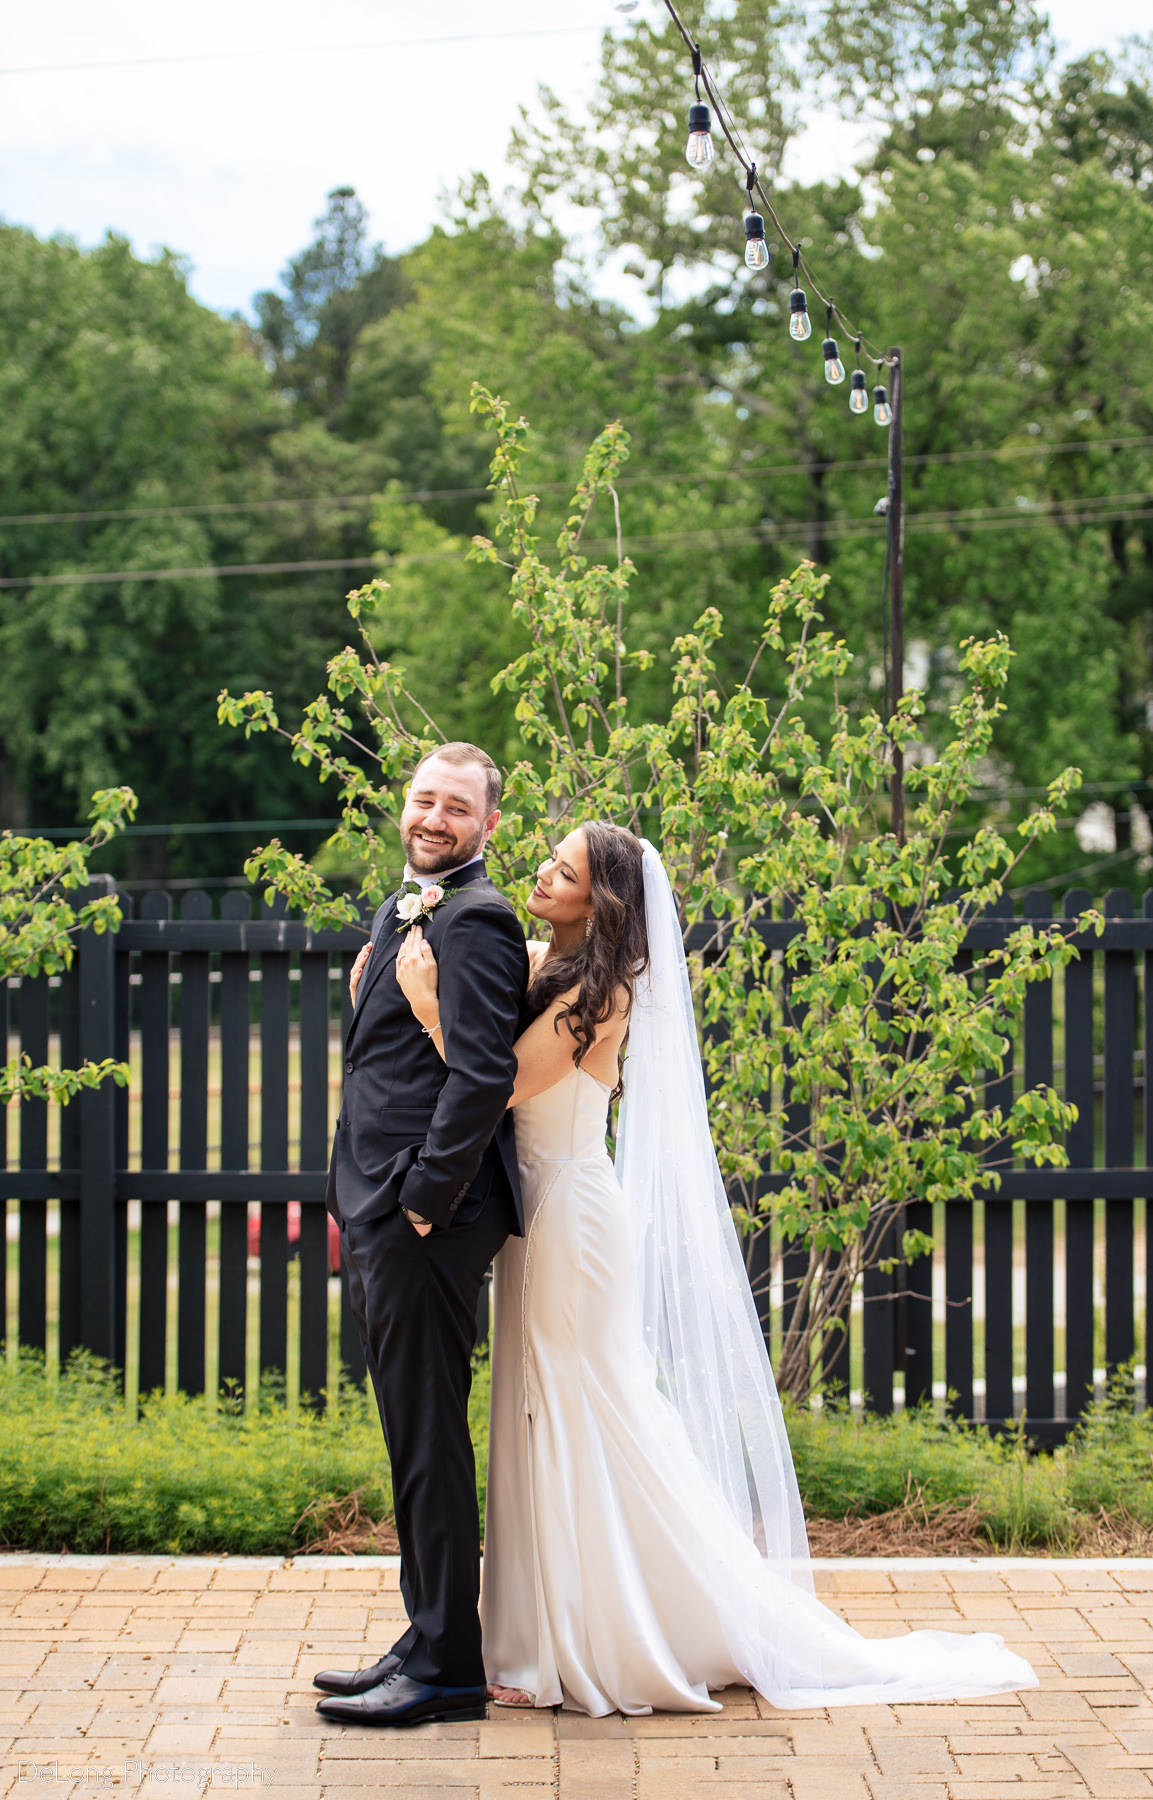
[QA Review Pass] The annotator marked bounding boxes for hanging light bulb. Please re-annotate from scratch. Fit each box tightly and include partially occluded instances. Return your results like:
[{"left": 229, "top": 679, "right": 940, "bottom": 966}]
[
  {"left": 788, "top": 247, "right": 811, "bottom": 340},
  {"left": 744, "top": 212, "right": 769, "bottom": 269},
  {"left": 686, "top": 49, "right": 714, "bottom": 168},
  {"left": 686, "top": 102, "right": 714, "bottom": 167},
  {"left": 849, "top": 337, "right": 868, "bottom": 413},
  {"left": 742, "top": 168, "right": 768, "bottom": 269},
  {"left": 874, "top": 385, "right": 894, "bottom": 427},
  {"left": 821, "top": 303, "right": 845, "bottom": 383}
]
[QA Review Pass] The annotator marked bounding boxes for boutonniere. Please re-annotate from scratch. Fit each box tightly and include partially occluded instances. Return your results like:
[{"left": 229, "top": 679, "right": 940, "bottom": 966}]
[{"left": 395, "top": 880, "right": 455, "bottom": 933}]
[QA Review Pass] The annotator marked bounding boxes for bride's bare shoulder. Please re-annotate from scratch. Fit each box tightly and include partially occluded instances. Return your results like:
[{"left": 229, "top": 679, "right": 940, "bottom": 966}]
[{"left": 525, "top": 938, "right": 550, "bottom": 972}]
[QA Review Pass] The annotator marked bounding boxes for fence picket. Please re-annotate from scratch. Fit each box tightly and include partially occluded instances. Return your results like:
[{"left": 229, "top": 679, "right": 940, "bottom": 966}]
[
  {"left": 1024, "top": 890, "right": 1055, "bottom": 1422},
  {"left": 780, "top": 948, "right": 810, "bottom": 1377},
  {"left": 1063, "top": 888, "right": 1096, "bottom": 1419},
  {"left": 984, "top": 896, "right": 1016, "bottom": 1423},
  {"left": 945, "top": 943, "right": 975, "bottom": 1421},
  {"left": 57, "top": 959, "right": 82, "bottom": 1365},
  {"left": 18, "top": 975, "right": 49, "bottom": 1352},
  {"left": 1146, "top": 890, "right": 1153, "bottom": 1408},
  {"left": 217, "top": 891, "right": 252, "bottom": 1397},
  {"left": 138, "top": 891, "right": 171, "bottom": 1394},
  {"left": 1103, "top": 887, "right": 1136, "bottom": 1380},
  {"left": 113, "top": 905, "right": 131, "bottom": 1380},
  {"left": 904, "top": 1199, "right": 933, "bottom": 1409},
  {"left": 177, "top": 891, "right": 211, "bottom": 1395},
  {"left": 258, "top": 901, "right": 291, "bottom": 1382},
  {"left": 338, "top": 947, "right": 367, "bottom": 1386},
  {"left": 78, "top": 879, "right": 116, "bottom": 1362},
  {"left": 1, "top": 975, "right": 7, "bottom": 1343},
  {"left": 298, "top": 950, "right": 331, "bottom": 1404}
]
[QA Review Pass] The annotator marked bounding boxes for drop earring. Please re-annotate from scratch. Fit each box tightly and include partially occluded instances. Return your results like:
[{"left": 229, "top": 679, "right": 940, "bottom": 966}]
[{"left": 584, "top": 917, "right": 594, "bottom": 941}]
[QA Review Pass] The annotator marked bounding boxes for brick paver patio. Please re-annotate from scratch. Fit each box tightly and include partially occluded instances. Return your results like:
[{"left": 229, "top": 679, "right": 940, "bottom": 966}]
[{"left": 2, "top": 1554, "right": 1153, "bottom": 1799}]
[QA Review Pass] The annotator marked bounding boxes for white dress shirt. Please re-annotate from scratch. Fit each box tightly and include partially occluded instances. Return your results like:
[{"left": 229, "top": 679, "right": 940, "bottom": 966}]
[{"left": 403, "top": 854, "right": 484, "bottom": 893}]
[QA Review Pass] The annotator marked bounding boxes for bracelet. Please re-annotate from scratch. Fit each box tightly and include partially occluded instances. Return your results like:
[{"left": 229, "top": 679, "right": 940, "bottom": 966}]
[{"left": 422, "top": 1019, "right": 442, "bottom": 1039}]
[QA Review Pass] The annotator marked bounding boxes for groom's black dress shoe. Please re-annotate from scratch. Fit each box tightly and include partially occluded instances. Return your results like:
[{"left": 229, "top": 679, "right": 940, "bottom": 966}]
[
  {"left": 315, "top": 1671, "right": 487, "bottom": 1727},
  {"left": 312, "top": 1651, "right": 402, "bottom": 1695}
]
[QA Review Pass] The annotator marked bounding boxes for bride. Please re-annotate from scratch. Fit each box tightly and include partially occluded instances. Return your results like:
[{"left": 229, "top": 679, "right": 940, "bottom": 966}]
[{"left": 394, "top": 821, "right": 1036, "bottom": 1717}]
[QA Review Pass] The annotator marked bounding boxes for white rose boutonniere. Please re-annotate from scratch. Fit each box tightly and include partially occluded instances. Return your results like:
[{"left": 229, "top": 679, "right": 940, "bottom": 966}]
[{"left": 394, "top": 880, "right": 455, "bottom": 933}]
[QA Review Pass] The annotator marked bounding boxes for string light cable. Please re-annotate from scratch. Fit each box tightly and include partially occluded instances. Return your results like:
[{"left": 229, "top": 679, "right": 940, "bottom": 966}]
[
  {"left": 0, "top": 26, "right": 599, "bottom": 80},
  {"left": 659, "top": 0, "right": 895, "bottom": 397}
]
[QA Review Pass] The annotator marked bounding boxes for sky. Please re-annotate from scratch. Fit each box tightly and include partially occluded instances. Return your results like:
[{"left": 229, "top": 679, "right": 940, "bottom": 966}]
[{"left": 1, "top": 0, "right": 1150, "bottom": 321}]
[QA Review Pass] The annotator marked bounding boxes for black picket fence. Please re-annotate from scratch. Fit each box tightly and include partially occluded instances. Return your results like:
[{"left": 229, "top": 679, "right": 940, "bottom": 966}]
[{"left": 2, "top": 880, "right": 1151, "bottom": 1435}]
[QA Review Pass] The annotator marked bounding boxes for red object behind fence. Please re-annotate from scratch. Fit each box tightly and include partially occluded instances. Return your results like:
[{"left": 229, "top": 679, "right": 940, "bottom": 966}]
[{"left": 248, "top": 1204, "right": 342, "bottom": 1274}]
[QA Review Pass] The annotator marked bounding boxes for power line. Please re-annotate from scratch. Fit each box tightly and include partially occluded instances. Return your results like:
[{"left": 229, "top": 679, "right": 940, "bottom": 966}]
[
  {"left": 3, "top": 494, "right": 1152, "bottom": 588},
  {"left": 13, "top": 818, "right": 342, "bottom": 841},
  {"left": 0, "top": 556, "right": 376, "bottom": 591},
  {"left": 0, "top": 26, "right": 600, "bottom": 80},
  {"left": 2, "top": 436, "right": 1151, "bottom": 532}
]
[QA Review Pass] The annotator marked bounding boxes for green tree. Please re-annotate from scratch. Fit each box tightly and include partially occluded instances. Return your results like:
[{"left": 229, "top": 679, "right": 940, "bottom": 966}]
[
  {"left": 254, "top": 186, "right": 410, "bottom": 423},
  {"left": 0, "top": 224, "right": 385, "bottom": 873}
]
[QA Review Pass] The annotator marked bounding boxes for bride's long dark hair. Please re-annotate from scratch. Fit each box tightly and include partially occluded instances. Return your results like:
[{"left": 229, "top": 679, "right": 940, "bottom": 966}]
[{"left": 529, "top": 821, "right": 649, "bottom": 1099}]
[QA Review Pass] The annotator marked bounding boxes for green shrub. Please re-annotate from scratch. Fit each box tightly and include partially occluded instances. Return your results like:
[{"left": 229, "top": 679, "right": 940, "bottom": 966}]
[
  {"left": 2, "top": 1352, "right": 1147, "bottom": 1556},
  {"left": 0, "top": 1352, "right": 392, "bottom": 1555},
  {"left": 1060, "top": 1378, "right": 1153, "bottom": 1528}
]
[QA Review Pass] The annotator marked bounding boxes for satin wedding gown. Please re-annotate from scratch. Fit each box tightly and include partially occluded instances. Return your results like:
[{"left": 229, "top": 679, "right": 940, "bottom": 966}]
[{"left": 480, "top": 1062, "right": 1036, "bottom": 1717}]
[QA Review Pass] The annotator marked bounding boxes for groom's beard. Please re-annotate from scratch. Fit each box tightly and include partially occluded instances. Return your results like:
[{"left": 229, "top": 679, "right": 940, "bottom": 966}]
[{"left": 401, "top": 818, "right": 486, "bottom": 875}]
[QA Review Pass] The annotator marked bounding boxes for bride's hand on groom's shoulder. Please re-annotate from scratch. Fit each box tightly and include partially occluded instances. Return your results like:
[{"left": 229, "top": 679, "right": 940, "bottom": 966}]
[
  {"left": 395, "top": 925, "right": 440, "bottom": 1025},
  {"left": 349, "top": 941, "right": 373, "bottom": 1005}
]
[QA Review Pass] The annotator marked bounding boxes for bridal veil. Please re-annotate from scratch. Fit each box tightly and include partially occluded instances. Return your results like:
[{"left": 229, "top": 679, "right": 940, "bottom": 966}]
[{"left": 613, "top": 842, "right": 1036, "bottom": 1705}]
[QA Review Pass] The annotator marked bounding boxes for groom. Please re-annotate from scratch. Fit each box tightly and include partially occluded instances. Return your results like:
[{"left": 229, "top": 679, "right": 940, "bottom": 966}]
[{"left": 314, "top": 742, "right": 529, "bottom": 1728}]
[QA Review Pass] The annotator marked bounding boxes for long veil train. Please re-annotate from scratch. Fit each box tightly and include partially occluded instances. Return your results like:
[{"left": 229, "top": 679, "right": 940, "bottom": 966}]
[{"left": 613, "top": 842, "right": 1035, "bottom": 1706}]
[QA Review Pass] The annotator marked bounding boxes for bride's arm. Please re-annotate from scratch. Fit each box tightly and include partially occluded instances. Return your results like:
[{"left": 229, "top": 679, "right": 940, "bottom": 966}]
[
  {"left": 395, "top": 926, "right": 448, "bottom": 1059},
  {"left": 395, "top": 928, "right": 627, "bottom": 1104}
]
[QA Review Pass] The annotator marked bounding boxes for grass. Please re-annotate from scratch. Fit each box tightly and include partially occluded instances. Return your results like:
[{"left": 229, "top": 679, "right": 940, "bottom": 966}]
[{"left": 2, "top": 1351, "right": 1151, "bottom": 1557}]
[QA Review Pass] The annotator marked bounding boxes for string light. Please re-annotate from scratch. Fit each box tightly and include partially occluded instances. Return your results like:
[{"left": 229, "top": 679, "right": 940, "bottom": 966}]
[
  {"left": 659, "top": 0, "right": 895, "bottom": 391},
  {"left": 788, "top": 248, "right": 811, "bottom": 341},
  {"left": 849, "top": 338, "right": 869, "bottom": 414},
  {"left": 873, "top": 385, "right": 894, "bottom": 428},
  {"left": 685, "top": 46, "right": 714, "bottom": 169},
  {"left": 821, "top": 304, "right": 845, "bottom": 385},
  {"left": 743, "top": 166, "right": 769, "bottom": 271}
]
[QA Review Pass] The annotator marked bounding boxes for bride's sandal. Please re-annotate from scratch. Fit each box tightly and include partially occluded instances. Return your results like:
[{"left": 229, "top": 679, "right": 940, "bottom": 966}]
[{"left": 487, "top": 1683, "right": 535, "bottom": 1707}]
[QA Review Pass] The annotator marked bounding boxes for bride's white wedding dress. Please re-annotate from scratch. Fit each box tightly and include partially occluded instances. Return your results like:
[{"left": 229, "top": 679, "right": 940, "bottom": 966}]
[{"left": 479, "top": 848, "right": 1037, "bottom": 1718}]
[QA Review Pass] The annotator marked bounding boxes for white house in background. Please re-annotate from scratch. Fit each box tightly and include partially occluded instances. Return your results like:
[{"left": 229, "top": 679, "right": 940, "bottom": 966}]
[{"left": 1075, "top": 802, "right": 1116, "bottom": 854}]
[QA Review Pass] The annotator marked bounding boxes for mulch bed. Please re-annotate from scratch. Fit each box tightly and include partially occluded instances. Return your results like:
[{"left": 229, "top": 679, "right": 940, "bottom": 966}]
[{"left": 295, "top": 1483, "right": 1153, "bottom": 1559}]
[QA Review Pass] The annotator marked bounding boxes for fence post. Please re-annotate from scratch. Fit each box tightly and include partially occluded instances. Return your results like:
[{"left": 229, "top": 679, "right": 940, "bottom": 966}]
[{"left": 78, "top": 876, "right": 118, "bottom": 1362}]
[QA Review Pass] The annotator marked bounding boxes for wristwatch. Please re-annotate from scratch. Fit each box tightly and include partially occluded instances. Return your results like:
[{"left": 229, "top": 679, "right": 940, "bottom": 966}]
[{"left": 403, "top": 1207, "right": 430, "bottom": 1228}]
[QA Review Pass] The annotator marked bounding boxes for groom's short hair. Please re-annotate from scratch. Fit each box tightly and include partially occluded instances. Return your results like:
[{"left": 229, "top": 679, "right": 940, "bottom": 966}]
[{"left": 410, "top": 742, "right": 502, "bottom": 815}]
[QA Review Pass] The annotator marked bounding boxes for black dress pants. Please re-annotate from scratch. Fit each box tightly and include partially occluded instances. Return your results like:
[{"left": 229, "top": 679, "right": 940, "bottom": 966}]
[{"left": 341, "top": 1196, "right": 512, "bottom": 1687}]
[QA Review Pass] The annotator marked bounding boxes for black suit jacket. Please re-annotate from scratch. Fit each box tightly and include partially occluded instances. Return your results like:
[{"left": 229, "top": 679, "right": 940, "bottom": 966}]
[{"left": 326, "top": 862, "right": 529, "bottom": 1234}]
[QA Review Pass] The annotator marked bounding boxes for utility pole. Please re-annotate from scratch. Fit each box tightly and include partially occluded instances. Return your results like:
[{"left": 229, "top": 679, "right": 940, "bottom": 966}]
[{"left": 888, "top": 347, "right": 905, "bottom": 844}]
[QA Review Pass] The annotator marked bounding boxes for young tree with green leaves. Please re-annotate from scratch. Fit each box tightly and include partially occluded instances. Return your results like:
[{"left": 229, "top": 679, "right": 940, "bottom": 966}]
[
  {"left": 1, "top": 787, "right": 136, "bottom": 1106},
  {"left": 221, "top": 391, "right": 1097, "bottom": 1399}
]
